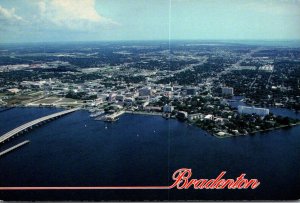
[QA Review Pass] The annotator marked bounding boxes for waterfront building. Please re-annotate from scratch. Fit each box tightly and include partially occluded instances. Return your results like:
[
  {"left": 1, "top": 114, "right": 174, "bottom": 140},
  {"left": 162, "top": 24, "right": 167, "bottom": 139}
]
[
  {"left": 222, "top": 87, "right": 234, "bottom": 96},
  {"left": 163, "top": 104, "right": 174, "bottom": 113},
  {"left": 91, "top": 98, "right": 103, "bottom": 106},
  {"left": 177, "top": 111, "right": 188, "bottom": 120},
  {"left": 145, "top": 106, "right": 161, "bottom": 112},
  {"left": 238, "top": 105, "right": 269, "bottom": 116},
  {"left": 188, "top": 113, "right": 204, "bottom": 121},
  {"left": 110, "top": 104, "right": 123, "bottom": 110}
]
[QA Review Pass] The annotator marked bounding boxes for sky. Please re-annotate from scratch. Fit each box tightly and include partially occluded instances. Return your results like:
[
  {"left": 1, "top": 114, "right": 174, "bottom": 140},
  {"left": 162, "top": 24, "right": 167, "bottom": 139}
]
[{"left": 0, "top": 0, "right": 299, "bottom": 43}]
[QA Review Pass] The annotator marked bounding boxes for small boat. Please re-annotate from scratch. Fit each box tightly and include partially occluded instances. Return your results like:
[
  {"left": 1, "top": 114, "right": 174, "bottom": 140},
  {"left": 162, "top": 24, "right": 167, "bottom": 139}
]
[
  {"left": 104, "top": 117, "right": 119, "bottom": 122},
  {"left": 90, "top": 111, "right": 105, "bottom": 118}
]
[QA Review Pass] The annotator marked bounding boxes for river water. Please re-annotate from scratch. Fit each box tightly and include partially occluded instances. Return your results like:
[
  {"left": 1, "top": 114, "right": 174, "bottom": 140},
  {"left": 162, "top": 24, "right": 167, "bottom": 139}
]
[{"left": 0, "top": 107, "right": 299, "bottom": 201}]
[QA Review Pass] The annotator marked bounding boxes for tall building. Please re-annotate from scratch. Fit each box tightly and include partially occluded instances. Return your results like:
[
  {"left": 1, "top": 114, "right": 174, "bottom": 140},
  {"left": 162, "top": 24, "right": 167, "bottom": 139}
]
[
  {"left": 222, "top": 87, "right": 234, "bottom": 96},
  {"left": 238, "top": 105, "right": 269, "bottom": 116}
]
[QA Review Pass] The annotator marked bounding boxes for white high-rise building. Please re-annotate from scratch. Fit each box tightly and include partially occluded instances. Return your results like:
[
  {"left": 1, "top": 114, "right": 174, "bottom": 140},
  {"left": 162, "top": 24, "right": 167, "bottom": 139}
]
[{"left": 238, "top": 105, "right": 269, "bottom": 116}]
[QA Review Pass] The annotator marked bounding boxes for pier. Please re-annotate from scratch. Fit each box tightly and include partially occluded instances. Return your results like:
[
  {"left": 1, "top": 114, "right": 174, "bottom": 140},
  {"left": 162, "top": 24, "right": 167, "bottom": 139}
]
[
  {"left": 0, "top": 108, "right": 79, "bottom": 144},
  {"left": 95, "top": 110, "right": 125, "bottom": 121},
  {"left": 0, "top": 140, "right": 30, "bottom": 157},
  {"left": 104, "top": 110, "right": 125, "bottom": 121}
]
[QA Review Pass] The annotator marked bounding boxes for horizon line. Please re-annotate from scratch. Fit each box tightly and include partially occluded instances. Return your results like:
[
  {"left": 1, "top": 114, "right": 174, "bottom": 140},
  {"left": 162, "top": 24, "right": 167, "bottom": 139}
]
[{"left": 1, "top": 38, "right": 300, "bottom": 45}]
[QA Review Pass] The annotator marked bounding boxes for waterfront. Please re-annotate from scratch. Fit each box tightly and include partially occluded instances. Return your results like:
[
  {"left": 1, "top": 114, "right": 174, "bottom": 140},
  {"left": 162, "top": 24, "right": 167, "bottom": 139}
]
[{"left": 0, "top": 107, "right": 300, "bottom": 201}]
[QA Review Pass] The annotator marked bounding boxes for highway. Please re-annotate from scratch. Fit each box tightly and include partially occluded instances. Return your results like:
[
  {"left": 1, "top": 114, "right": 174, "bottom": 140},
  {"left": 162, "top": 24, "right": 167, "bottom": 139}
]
[{"left": 0, "top": 108, "right": 79, "bottom": 144}]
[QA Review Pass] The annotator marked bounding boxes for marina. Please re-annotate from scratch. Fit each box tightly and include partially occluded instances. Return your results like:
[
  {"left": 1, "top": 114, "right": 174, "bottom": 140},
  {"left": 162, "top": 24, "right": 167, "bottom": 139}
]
[
  {"left": 95, "top": 110, "right": 126, "bottom": 122},
  {"left": 90, "top": 110, "right": 105, "bottom": 118}
]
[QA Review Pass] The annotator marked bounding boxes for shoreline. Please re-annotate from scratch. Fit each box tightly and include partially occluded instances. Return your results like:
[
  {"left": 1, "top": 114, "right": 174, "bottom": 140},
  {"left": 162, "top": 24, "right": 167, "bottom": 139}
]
[
  {"left": 125, "top": 111, "right": 162, "bottom": 116},
  {"left": 1, "top": 106, "right": 300, "bottom": 139},
  {"left": 213, "top": 122, "right": 300, "bottom": 138}
]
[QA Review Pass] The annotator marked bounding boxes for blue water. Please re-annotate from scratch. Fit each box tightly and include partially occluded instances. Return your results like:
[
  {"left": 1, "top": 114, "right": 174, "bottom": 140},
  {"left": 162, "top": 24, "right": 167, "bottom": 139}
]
[{"left": 0, "top": 108, "right": 299, "bottom": 201}]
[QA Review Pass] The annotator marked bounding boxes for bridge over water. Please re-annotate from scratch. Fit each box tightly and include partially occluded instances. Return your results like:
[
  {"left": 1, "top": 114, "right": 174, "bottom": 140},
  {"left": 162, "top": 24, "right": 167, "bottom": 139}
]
[{"left": 0, "top": 108, "right": 79, "bottom": 144}]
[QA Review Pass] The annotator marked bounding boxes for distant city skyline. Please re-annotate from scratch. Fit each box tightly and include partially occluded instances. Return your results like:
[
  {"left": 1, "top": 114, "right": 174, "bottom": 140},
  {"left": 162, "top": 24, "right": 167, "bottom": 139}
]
[{"left": 0, "top": 0, "right": 300, "bottom": 43}]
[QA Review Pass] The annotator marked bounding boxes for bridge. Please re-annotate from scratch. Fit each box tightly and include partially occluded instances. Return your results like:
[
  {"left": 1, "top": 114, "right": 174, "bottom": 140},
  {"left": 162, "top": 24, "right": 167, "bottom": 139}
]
[
  {"left": 0, "top": 140, "right": 30, "bottom": 157},
  {"left": 0, "top": 108, "right": 79, "bottom": 144}
]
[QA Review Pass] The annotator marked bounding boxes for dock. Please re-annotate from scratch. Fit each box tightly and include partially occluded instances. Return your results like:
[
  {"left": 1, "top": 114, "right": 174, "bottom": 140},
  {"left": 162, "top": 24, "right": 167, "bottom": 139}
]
[
  {"left": 0, "top": 140, "right": 30, "bottom": 157},
  {"left": 96, "top": 110, "right": 125, "bottom": 122}
]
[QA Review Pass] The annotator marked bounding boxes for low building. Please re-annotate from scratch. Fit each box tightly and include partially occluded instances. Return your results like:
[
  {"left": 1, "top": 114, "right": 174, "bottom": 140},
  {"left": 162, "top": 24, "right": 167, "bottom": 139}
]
[
  {"left": 188, "top": 113, "right": 204, "bottom": 121},
  {"left": 222, "top": 87, "right": 234, "bottom": 96},
  {"left": 238, "top": 105, "right": 269, "bottom": 116},
  {"left": 145, "top": 106, "right": 161, "bottom": 112},
  {"left": 163, "top": 91, "right": 173, "bottom": 98},
  {"left": 7, "top": 88, "right": 20, "bottom": 94},
  {"left": 108, "top": 93, "right": 117, "bottom": 102},
  {"left": 116, "top": 95, "right": 125, "bottom": 102},
  {"left": 186, "top": 87, "right": 197, "bottom": 96},
  {"left": 164, "top": 86, "right": 173, "bottom": 91},
  {"left": 124, "top": 97, "right": 134, "bottom": 106},
  {"left": 136, "top": 96, "right": 150, "bottom": 102},
  {"left": 177, "top": 111, "right": 188, "bottom": 120},
  {"left": 139, "top": 87, "right": 152, "bottom": 96},
  {"left": 259, "top": 64, "right": 274, "bottom": 72},
  {"left": 91, "top": 98, "right": 103, "bottom": 106},
  {"left": 204, "top": 114, "right": 213, "bottom": 120},
  {"left": 125, "top": 91, "right": 138, "bottom": 98}
]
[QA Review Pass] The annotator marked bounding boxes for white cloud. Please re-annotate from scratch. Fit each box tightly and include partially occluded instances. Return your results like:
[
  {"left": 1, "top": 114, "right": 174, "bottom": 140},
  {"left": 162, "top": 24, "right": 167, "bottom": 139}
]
[
  {"left": 0, "top": 5, "right": 24, "bottom": 23},
  {"left": 36, "top": 0, "right": 118, "bottom": 30}
]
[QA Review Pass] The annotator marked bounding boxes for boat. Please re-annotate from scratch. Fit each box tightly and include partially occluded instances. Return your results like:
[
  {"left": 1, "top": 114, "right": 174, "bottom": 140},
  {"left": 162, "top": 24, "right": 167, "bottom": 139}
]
[
  {"left": 90, "top": 111, "right": 105, "bottom": 117},
  {"left": 104, "top": 117, "right": 119, "bottom": 122}
]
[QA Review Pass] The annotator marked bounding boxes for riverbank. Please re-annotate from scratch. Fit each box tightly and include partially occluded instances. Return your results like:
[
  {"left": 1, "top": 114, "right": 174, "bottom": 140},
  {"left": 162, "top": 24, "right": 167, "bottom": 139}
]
[
  {"left": 2, "top": 106, "right": 300, "bottom": 139},
  {"left": 214, "top": 122, "right": 300, "bottom": 138},
  {"left": 1, "top": 107, "right": 300, "bottom": 200},
  {"left": 125, "top": 111, "right": 162, "bottom": 116}
]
